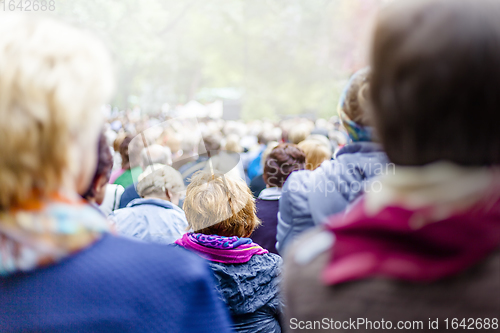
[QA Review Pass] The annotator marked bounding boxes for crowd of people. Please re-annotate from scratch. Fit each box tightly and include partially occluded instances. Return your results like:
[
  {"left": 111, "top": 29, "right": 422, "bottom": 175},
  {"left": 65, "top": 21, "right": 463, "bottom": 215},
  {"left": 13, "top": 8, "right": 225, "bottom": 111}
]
[{"left": 1, "top": 0, "right": 500, "bottom": 332}]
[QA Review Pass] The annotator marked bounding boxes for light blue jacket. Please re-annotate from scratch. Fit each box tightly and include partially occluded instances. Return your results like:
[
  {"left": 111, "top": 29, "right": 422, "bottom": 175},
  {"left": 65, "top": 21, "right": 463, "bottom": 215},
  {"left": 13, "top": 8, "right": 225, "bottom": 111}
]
[
  {"left": 109, "top": 198, "right": 188, "bottom": 245},
  {"left": 276, "top": 142, "right": 389, "bottom": 255}
]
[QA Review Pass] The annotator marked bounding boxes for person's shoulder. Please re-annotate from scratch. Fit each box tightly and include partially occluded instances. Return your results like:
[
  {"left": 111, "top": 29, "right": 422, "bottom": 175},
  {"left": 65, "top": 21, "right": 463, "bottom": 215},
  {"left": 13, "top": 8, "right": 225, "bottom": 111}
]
[
  {"left": 260, "top": 252, "right": 283, "bottom": 273},
  {"left": 335, "top": 142, "right": 387, "bottom": 163},
  {"left": 107, "top": 205, "right": 136, "bottom": 223},
  {"left": 248, "top": 252, "right": 283, "bottom": 273},
  {"left": 282, "top": 169, "right": 313, "bottom": 197},
  {"left": 79, "top": 234, "right": 209, "bottom": 282}
]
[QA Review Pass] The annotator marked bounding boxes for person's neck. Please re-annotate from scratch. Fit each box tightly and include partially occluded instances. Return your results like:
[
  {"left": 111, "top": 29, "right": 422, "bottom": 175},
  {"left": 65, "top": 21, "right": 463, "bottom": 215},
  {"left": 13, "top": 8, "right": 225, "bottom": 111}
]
[{"left": 143, "top": 195, "right": 169, "bottom": 202}]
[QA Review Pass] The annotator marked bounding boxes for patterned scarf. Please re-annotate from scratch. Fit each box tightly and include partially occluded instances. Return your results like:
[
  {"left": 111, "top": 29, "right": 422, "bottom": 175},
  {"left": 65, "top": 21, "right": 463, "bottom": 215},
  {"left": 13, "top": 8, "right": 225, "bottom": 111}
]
[
  {"left": 338, "top": 108, "right": 374, "bottom": 142},
  {"left": 175, "top": 233, "right": 268, "bottom": 264},
  {"left": 0, "top": 194, "right": 111, "bottom": 276}
]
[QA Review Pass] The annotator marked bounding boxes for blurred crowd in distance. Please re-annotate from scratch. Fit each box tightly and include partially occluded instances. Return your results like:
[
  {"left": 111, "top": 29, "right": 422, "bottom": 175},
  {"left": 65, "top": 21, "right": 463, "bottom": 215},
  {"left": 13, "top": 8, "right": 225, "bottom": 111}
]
[{"left": 1, "top": 0, "right": 500, "bottom": 332}]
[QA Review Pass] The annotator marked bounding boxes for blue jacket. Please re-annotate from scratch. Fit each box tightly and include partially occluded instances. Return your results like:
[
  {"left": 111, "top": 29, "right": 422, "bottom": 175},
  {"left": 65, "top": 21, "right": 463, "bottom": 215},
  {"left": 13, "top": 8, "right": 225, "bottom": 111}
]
[
  {"left": 0, "top": 234, "right": 234, "bottom": 333},
  {"left": 109, "top": 198, "right": 188, "bottom": 245},
  {"left": 277, "top": 142, "right": 389, "bottom": 254},
  {"left": 119, "top": 184, "right": 140, "bottom": 209},
  {"left": 209, "top": 253, "right": 283, "bottom": 333}
]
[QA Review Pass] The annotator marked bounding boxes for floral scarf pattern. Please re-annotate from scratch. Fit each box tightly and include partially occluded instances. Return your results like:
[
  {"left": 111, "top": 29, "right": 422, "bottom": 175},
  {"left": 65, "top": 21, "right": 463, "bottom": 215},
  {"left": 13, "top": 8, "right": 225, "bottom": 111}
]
[
  {"left": 175, "top": 233, "right": 268, "bottom": 264},
  {"left": 0, "top": 195, "right": 110, "bottom": 276}
]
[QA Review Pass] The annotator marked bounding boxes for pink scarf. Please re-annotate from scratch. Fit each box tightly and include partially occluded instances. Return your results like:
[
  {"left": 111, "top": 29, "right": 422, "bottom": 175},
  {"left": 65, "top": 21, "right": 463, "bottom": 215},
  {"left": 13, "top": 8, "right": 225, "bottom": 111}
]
[{"left": 175, "top": 233, "right": 268, "bottom": 264}]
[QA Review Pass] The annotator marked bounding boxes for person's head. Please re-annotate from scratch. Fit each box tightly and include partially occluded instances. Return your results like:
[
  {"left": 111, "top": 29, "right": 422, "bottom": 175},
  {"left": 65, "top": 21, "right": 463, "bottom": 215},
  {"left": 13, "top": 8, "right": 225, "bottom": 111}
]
[
  {"left": 338, "top": 67, "right": 373, "bottom": 142},
  {"left": 288, "top": 124, "right": 311, "bottom": 145},
  {"left": 136, "top": 164, "right": 185, "bottom": 206},
  {"left": 224, "top": 134, "right": 243, "bottom": 154},
  {"left": 371, "top": 0, "right": 500, "bottom": 166},
  {"left": 340, "top": 68, "right": 371, "bottom": 126},
  {"left": 82, "top": 132, "right": 113, "bottom": 205},
  {"left": 119, "top": 136, "right": 133, "bottom": 169},
  {"left": 260, "top": 141, "right": 280, "bottom": 169},
  {"left": 199, "top": 133, "right": 222, "bottom": 156},
  {"left": 298, "top": 139, "right": 332, "bottom": 171},
  {"left": 113, "top": 132, "right": 127, "bottom": 153},
  {"left": 0, "top": 15, "right": 114, "bottom": 210},
  {"left": 257, "top": 132, "right": 270, "bottom": 145},
  {"left": 183, "top": 171, "right": 260, "bottom": 237},
  {"left": 158, "top": 130, "right": 181, "bottom": 155},
  {"left": 140, "top": 144, "right": 172, "bottom": 170},
  {"left": 181, "top": 135, "right": 200, "bottom": 155},
  {"left": 263, "top": 143, "right": 306, "bottom": 188}
]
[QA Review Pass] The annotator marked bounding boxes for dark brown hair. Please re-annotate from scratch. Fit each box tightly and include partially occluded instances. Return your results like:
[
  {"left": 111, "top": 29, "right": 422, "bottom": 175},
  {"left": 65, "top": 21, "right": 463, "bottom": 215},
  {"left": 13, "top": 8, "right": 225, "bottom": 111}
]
[
  {"left": 83, "top": 132, "right": 113, "bottom": 200},
  {"left": 263, "top": 143, "right": 306, "bottom": 188},
  {"left": 371, "top": 0, "right": 500, "bottom": 166},
  {"left": 119, "top": 135, "right": 133, "bottom": 166}
]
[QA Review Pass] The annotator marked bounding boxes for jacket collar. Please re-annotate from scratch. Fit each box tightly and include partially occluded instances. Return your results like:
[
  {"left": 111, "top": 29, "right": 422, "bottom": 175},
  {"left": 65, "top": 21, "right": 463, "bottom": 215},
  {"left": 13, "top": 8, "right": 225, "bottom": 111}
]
[
  {"left": 127, "top": 197, "right": 175, "bottom": 210},
  {"left": 258, "top": 187, "right": 282, "bottom": 200},
  {"left": 335, "top": 141, "right": 383, "bottom": 159}
]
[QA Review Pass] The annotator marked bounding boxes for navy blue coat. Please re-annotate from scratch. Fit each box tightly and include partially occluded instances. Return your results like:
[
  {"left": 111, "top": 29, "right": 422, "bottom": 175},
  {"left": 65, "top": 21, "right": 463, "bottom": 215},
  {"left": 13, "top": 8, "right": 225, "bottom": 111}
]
[
  {"left": 276, "top": 142, "right": 389, "bottom": 254},
  {"left": 0, "top": 234, "right": 234, "bottom": 333},
  {"left": 209, "top": 253, "right": 283, "bottom": 333}
]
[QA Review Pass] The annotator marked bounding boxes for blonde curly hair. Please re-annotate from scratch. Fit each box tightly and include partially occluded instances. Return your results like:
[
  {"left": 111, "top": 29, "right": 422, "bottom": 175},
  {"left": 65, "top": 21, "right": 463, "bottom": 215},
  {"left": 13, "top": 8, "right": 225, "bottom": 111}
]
[{"left": 183, "top": 171, "right": 261, "bottom": 237}]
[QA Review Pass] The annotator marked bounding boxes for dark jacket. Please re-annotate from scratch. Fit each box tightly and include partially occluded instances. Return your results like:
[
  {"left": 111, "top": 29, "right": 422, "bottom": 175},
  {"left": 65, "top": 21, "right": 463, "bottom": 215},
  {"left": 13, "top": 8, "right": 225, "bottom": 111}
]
[
  {"left": 209, "top": 253, "right": 283, "bottom": 333},
  {"left": 252, "top": 188, "right": 282, "bottom": 255},
  {"left": 249, "top": 174, "right": 266, "bottom": 198},
  {"left": 119, "top": 184, "right": 140, "bottom": 209},
  {"left": 277, "top": 142, "right": 389, "bottom": 254}
]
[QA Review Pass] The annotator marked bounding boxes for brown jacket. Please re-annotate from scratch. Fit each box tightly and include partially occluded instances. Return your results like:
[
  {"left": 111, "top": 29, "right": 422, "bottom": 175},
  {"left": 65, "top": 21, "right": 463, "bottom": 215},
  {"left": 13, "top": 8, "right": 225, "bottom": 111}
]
[{"left": 283, "top": 228, "right": 500, "bottom": 333}]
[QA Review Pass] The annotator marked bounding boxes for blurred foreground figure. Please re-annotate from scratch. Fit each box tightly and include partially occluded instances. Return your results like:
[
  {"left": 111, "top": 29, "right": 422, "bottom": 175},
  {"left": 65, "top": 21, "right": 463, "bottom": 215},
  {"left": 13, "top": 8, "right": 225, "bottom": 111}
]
[
  {"left": 177, "top": 171, "right": 283, "bottom": 333},
  {"left": 284, "top": 0, "right": 500, "bottom": 331},
  {"left": 0, "top": 15, "right": 232, "bottom": 333}
]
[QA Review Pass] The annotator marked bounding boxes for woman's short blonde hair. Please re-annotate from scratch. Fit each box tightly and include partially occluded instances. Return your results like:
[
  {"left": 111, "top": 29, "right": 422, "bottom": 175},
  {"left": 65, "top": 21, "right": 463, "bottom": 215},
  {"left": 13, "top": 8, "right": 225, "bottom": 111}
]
[
  {"left": 137, "top": 164, "right": 185, "bottom": 198},
  {"left": 0, "top": 15, "right": 114, "bottom": 209},
  {"left": 183, "top": 171, "right": 260, "bottom": 237},
  {"left": 298, "top": 139, "right": 332, "bottom": 170}
]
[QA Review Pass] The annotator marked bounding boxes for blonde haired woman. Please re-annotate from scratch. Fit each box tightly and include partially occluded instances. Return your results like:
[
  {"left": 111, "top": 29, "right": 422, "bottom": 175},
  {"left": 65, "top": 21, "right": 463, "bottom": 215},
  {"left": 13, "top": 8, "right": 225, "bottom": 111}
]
[
  {"left": 298, "top": 138, "right": 332, "bottom": 170},
  {"left": 0, "top": 15, "right": 231, "bottom": 332},
  {"left": 177, "top": 171, "right": 283, "bottom": 333}
]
